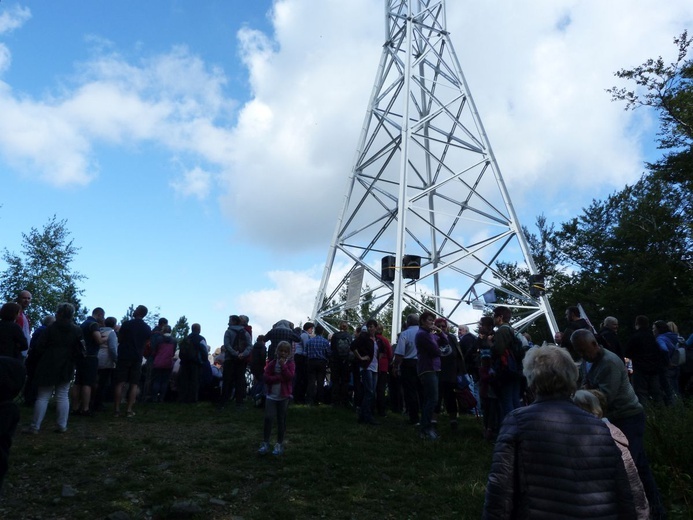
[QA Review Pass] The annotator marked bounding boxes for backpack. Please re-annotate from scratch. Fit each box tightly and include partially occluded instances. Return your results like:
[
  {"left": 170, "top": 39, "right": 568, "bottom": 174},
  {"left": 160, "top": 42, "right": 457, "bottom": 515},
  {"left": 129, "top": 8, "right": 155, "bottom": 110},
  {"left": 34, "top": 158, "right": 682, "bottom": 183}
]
[
  {"left": 153, "top": 340, "right": 176, "bottom": 370},
  {"left": 334, "top": 334, "right": 353, "bottom": 360},
  {"left": 494, "top": 325, "right": 527, "bottom": 381},
  {"left": 225, "top": 329, "right": 247, "bottom": 356},
  {"left": 514, "top": 329, "right": 529, "bottom": 359},
  {"left": 505, "top": 325, "right": 528, "bottom": 365},
  {"left": 179, "top": 337, "right": 198, "bottom": 364},
  {"left": 671, "top": 336, "right": 686, "bottom": 367}
]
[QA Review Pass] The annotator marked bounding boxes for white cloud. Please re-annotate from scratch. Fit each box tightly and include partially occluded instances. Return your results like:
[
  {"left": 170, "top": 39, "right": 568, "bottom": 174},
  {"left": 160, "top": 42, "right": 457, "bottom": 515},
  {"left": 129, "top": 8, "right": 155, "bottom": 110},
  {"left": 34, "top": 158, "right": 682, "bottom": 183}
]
[
  {"left": 219, "top": 0, "right": 693, "bottom": 248},
  {"left": 171, "top": 166, "right": 212, "bottom": 200},
  {"left": 238, "top": 266, "right": 322, "bottom": 334},
  {"left": 0, "top": 43, "right": 236, "bottom": 186},
  {"left": 1, "top": 0, "right": 692, "bottom": 253},
  {"left": 0, "top": 5, "right": 30, "bottom": 35},
  {"left": 0, "top": 43, "right": 10, "bottom": 74}
]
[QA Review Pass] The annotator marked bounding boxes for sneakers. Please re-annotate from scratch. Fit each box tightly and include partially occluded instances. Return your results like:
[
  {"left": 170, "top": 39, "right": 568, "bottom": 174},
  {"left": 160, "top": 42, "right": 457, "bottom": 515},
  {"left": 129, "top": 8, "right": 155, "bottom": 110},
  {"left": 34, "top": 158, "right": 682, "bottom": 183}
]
[
  {"left": 419, "top": 429, "right": 439, "bottom": 441},
  {"left": 22, "top": 426, "right": 38, "bottom": 435},
  {"left": 272, "top": 443, "right": 284, "bottom": 456},
  {"left": 258, "top": 442, "right": 270, "bottom": 455},
  {"left": 53, "top": 426, "right": 67, "bottom": 434}
]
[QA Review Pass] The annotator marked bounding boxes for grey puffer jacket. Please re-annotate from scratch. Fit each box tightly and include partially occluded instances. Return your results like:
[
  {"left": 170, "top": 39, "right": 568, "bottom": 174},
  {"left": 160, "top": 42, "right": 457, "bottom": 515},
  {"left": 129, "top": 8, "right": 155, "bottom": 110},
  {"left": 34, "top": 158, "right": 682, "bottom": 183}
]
[{"left": 483, "top": 396, "right": 637, "bottom": 520}]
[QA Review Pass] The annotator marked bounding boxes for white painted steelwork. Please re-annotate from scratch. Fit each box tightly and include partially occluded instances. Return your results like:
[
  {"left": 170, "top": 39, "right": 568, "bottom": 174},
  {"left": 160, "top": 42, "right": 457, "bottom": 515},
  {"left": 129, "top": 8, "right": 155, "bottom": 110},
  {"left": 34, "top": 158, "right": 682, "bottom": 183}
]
[{"left": 313, "top": 0, "right": 558, "bottom": 336}]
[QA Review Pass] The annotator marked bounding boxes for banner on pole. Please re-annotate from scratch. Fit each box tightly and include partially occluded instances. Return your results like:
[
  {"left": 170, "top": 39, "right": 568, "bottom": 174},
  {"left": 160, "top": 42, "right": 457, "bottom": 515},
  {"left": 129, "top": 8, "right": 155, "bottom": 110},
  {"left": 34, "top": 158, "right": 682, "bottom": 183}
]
[{"left": 345, "top": 266, "right": 365, "bottom": 309}]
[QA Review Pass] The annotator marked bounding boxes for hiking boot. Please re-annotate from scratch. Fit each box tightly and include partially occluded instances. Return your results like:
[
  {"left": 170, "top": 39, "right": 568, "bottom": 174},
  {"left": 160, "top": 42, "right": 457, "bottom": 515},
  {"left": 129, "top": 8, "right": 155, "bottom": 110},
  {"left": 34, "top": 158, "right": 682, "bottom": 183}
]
[
  {"left": 257, "top": 442, "right": 270, "bottom": 455},
  {"left": 272, "top": 443, "right": 284, "bottom": 456}
]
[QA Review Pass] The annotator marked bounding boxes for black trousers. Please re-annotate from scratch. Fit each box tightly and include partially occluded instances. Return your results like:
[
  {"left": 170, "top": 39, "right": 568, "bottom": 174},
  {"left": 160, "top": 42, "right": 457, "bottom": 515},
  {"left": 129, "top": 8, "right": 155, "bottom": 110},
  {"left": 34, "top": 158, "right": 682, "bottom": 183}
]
[
  {"left": 400, "top": 360, "right": 422, "bottom": 424},
  {"left": 222, "top": 358, "right": 247, "bottom": 405}
]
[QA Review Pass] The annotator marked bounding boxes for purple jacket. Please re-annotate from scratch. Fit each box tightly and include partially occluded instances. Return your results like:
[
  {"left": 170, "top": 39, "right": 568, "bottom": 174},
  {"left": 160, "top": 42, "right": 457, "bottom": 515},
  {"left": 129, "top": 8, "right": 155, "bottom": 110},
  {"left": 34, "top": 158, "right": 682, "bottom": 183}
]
[{"left": 415, "top": 327, "right": 448, "bottom": 375}]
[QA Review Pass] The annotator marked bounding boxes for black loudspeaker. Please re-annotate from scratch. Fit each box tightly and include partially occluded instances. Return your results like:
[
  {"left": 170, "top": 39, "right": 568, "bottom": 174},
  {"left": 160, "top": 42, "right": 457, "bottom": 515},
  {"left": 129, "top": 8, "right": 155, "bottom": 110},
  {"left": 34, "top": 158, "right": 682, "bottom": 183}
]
[
  {"left": 402, "top": 255, "right": 421, "bottom": 280},
  {"left": 381, "top": 255, "right": 396, "bottom": 282},
  {"left": 529, "top": 274, "right": 545, "bottom": 297}
]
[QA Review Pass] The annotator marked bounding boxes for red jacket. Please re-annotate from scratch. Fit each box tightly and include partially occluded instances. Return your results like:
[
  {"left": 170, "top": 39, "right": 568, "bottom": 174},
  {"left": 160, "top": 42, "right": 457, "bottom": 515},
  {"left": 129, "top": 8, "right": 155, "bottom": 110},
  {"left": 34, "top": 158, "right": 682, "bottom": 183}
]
[
  {"left": 263, "top": 358, "right": 295, "bottom": 398},
  {"left": 377, "top": 334, "right": 393, "bottom": 372}
]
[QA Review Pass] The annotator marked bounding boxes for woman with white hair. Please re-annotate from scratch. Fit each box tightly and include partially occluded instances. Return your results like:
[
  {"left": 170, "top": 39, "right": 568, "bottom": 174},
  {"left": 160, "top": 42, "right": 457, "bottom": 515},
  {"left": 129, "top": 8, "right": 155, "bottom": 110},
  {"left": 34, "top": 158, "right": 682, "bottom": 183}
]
[{"left": 483, "top": 344, "right": 636, "bottom": 519}]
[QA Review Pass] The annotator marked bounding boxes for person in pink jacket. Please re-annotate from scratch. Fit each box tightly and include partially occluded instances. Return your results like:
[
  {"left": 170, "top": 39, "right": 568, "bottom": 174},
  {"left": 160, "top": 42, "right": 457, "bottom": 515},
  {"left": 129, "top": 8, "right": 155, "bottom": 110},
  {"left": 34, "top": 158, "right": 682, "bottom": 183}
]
[{"left": 258, "top": 341, "right": 295, "bottom": 456}]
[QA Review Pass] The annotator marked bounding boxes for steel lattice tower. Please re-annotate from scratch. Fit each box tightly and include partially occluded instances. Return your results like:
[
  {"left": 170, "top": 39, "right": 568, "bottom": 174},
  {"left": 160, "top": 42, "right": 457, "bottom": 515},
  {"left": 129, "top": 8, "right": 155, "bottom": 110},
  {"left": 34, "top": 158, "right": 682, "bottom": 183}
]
[{"left": 313, "top": 0, "right": 558, "bottom": 336}]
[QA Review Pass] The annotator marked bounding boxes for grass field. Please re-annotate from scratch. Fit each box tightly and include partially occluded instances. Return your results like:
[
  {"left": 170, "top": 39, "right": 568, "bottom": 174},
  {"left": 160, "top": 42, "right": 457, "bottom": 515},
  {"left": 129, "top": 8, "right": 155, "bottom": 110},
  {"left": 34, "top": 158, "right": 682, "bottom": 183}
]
[
  {"left": 2, "top": 398, "right": 692, "bottom": 519},
  {"left": 2, "top": 401, "right": 493, "bottom": 519}
]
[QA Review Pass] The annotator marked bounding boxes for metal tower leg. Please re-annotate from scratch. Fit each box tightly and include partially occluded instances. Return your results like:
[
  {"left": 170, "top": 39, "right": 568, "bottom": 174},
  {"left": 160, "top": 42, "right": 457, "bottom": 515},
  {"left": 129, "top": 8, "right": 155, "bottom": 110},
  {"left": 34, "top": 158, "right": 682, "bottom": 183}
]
[{"left": 312, "top": 0, "right": 558, "bottom": 337}]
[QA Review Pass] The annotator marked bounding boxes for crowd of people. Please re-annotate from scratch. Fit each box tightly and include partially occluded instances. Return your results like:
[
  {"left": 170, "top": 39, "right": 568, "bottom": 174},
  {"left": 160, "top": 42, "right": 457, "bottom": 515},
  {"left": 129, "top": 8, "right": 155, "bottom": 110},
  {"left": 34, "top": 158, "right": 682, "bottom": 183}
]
[{"left": 1, "top": 289, "right": 691, "bottom": 518}]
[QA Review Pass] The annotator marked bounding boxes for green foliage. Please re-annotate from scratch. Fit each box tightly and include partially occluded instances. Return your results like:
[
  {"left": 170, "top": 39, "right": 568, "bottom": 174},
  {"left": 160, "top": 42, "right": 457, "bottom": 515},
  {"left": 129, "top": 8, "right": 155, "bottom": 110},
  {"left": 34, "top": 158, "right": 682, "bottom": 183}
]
[
  {"left": 608, "top": 30, "right": 693, "bottom": 150},
  {"left": 172, "top": 315, "right": 190, "bottom": 341},
  {"left": 645, "top": 403, "right": 693, "bottom": 514},
  {"left": 120, "top": 304, "right": 161, "bottom": 329},
  {"left": 493, "top": 33, "right": 693, "bottom": 339},
  {"left": 0, "top": 215, "right": 86, "bottom": 325},
  {"left": 537, "top": 32, "right": 693, "bottom": 334}
]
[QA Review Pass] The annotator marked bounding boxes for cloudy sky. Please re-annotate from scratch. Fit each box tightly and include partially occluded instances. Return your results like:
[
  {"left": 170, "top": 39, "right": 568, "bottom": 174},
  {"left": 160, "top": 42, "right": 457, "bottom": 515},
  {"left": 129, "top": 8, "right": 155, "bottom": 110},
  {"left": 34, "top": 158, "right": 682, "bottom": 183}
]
[{"left": 1, "top": 0, "right": 691, "bottom": 345}]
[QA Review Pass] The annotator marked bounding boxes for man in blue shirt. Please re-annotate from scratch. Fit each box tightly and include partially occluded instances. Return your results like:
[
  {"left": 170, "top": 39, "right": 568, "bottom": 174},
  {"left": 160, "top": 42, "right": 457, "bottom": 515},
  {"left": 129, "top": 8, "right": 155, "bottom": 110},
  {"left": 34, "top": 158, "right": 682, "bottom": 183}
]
[
  {"left": 393, "top": 314, "right": 421, "bottom": 425},
  {"left": 305, "top": 324, "right": 330, "bottom": 405}
]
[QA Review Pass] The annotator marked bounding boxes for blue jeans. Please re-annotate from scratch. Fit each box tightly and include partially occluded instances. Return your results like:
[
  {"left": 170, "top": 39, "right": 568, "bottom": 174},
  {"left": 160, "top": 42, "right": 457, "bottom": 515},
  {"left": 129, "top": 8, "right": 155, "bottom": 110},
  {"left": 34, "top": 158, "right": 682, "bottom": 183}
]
[
  {"left": 151, "top": 368, "right": 172, "bottom": 401},
  {"left": 419, "top": 371, "right": 439, "bottom": 433},
  {"left": 359, "top": 369, "right": 377, "bottom": 423},
  {"left": 497, "top": 378, "right": 521, "bottom": 425}
]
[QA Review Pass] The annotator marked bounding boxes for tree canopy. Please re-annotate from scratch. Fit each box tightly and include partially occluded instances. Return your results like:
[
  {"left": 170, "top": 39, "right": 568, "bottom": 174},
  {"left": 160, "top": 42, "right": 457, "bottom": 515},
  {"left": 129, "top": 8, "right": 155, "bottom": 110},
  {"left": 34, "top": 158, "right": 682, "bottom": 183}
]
[
  {"left": 1, "top": 216, "right": 86, "bottom": 326},
  {"left": 527, "top": 31, "right": 693, "bottom": 339}
]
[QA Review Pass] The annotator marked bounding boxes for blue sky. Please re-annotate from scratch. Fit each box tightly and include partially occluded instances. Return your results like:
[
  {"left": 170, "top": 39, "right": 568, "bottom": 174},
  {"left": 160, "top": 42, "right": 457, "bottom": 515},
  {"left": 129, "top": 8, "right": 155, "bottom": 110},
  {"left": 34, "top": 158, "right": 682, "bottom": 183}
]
[{"left": 1, "top": 0, "right": 692, "bottom": 347}]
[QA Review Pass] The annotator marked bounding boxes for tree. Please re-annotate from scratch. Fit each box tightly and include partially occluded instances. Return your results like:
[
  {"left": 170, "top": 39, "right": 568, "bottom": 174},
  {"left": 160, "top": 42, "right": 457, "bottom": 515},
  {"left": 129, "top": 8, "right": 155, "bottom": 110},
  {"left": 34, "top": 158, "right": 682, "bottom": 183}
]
[
  {"left": 493, "top": 216, "right": 571, "bottom": 343},
  {"left": 603, "top": 31, "right": 693, "bottom": 329},
  {"left": 0, "top": 216, "right": 86, "bottom": 326},
  {"left": 120, "top": 305, "right": 161, "bottom": 329},
  {"left": 496, "top": 33, "right": 693, "bottom": 340},
  {"left": 607, "top": 31, "right": 693, "bottom": 150},
  {"left": 608, "top": 30, "right": 693, "bottom": 243},
  {"left": 550, "top": 174, "right": 692, "bottom": 333},
  {"left": 172, "top": 316, "right": 190, "bottom": 342}
]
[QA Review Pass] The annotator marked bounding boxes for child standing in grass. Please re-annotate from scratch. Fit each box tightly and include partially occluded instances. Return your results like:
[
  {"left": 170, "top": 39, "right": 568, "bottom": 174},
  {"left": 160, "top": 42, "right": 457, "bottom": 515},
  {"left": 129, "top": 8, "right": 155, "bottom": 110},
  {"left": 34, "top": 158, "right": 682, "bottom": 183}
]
[{"left": 258, "top": 341, "right": 295, "bottom": 456}]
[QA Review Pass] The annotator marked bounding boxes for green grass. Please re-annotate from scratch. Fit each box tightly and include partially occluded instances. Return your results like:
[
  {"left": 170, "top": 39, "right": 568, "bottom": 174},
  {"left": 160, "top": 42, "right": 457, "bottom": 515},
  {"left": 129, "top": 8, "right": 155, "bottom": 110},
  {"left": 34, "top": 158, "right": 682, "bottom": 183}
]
[
  {"left": 2, "top": 399, "right": 692, "bottom": 519},
  {"left": 3, "top": 402, "right": 492, "bottom": 519}
]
